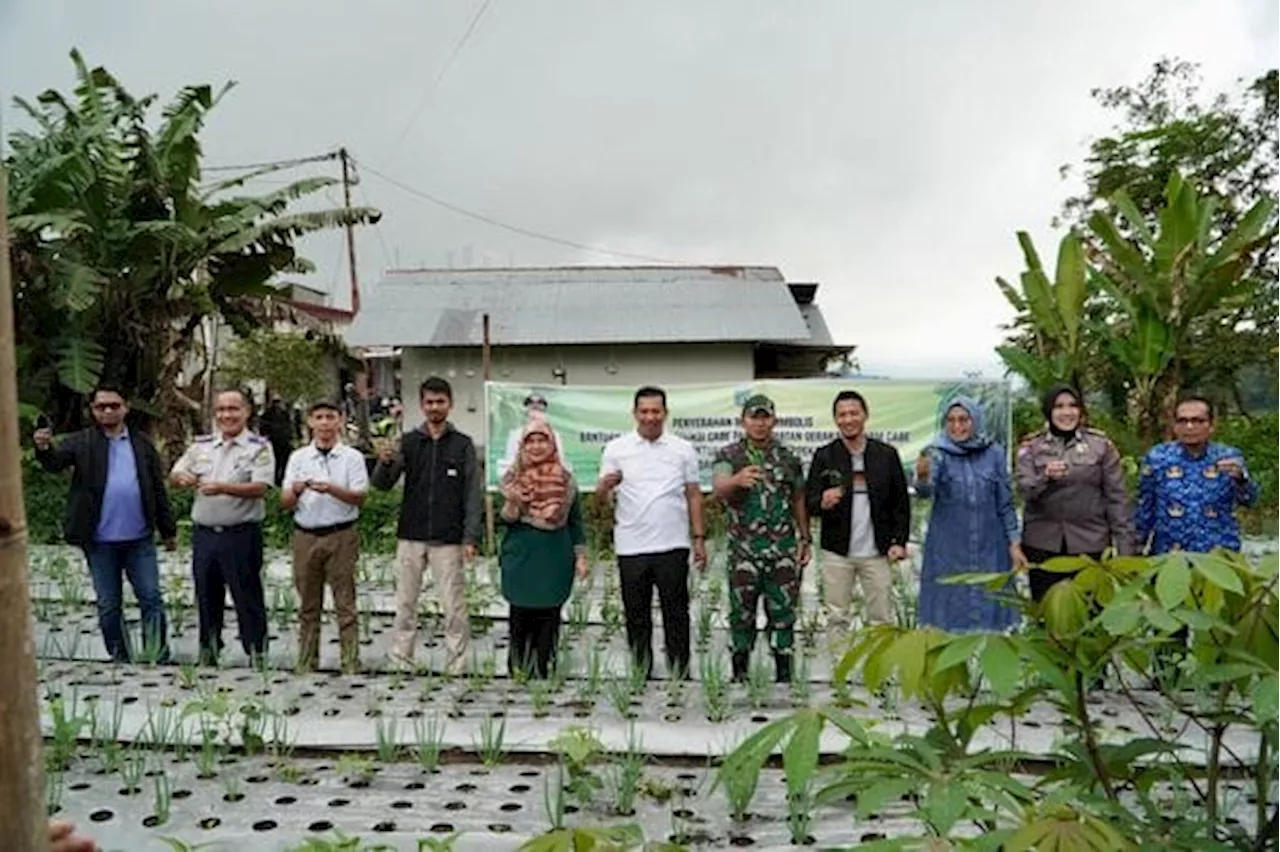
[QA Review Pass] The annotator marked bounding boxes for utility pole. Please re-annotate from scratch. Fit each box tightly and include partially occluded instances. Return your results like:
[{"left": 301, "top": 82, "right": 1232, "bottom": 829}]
[
  {"left": 482, "top": 313, "right": 495, "bottom": 554},
  {"left": 0, "top": 168, "right": 49, "bottom": 849},
  {"left": 339, "top": 148, "right": 371, "bottom": 445}
]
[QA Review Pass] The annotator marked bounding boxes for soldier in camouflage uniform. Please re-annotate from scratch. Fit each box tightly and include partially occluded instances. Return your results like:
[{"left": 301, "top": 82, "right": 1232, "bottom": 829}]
[{"left": 712, "top": 394, "right": 811, "bottom": 683}]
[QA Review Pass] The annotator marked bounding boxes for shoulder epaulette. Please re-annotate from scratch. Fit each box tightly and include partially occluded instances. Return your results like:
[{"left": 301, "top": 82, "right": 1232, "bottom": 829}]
[
  {"left": 194, "top": 435, "right": 214, "bottom": 443},
  {"left": 1084, "top": 426, "right": 1108, "bottom": 437},
  {"left": 247, "top": 434, "right": 268, "bottom": 444}
]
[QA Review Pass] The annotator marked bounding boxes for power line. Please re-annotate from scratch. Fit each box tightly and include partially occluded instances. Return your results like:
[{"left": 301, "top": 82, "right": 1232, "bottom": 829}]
[
  {"left": 202, "top": 151, "right": 340, "bottom": 173},
  {"left": 359, "top": 180, "right": 395, "bottom": 271},
  {"left": 384, "top": 0, "right": 497, "bottom": 160},
  {"left": 356, "top": 159, "right": 685, "bottom": 265}
]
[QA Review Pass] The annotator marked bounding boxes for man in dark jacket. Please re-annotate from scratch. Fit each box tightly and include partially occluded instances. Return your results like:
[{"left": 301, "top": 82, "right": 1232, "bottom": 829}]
[
  {"left": 805, "top": 390, "right": 910, "bottom": 650},
  {"left": 372, "top": 376, "right": 483, "bottom": 674},
  {"left": 34, "top": 385, "right": 177, "bottom": 663}
]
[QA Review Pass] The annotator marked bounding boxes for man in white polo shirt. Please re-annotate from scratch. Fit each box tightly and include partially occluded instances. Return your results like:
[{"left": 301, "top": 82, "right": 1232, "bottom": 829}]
[
  {"left": 281, "top": 400, "right": 369, "bottom": 673},
  {"left": 597, "top": 386, "right": 707, "bottom": 679}
]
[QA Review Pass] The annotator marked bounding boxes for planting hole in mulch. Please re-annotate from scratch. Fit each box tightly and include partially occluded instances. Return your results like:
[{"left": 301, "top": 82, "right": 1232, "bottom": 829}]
[
  {"left": 142, "top": 816, "right": 161, "bottom": 828},
  {"left": 308, "top": 821, "right": 334, "bottom": 832},
  {"left": 337, "top": 693, "right": 354, "bottom": 701},
  {"left": 429, "top": 823, "right": 454, "bottom": 833},
  {"left": 674, "top": 808, "right": 695, "bottom": 819},
  {"left": 456, "top": 783, "right": 478, "bottom": 792},
  {"left": 172, "top": 790, "right": 192, "bottom": 800},
  {"left": 372, "top": 821, "right": 397, "bottom": 832},
  {"left": 328, "top": 798, "right": 350, "bottom": 808},
  {"left": 444, "top": 801, "right": 467, "bottom": 811},
  {"left": 283, "top": 706, "right": 300, "bottom": 716},
  {"left": 862, "top": 833, "right": 886, "bottom": 842},
  {"left": 729, "top": 837, "right": 756, "bottom": 847},
  {"left": 253, "top": 820, "right": 277, "bottom": 831},
  {"left": 751, "top": 715, "right": 769, "bottom": 723},
  {"left": 69, "top": 782, "right": 91, "bottom": 791},
  {"left": 510, "top": 784, "right": 531, "bottom": 793},
  {"left": 323, "top": 708, "right": 340, "bottom": 717},
  {"left": 247, "top": 775, "right": 269, "bottom": 783},
  {"left": 89, "top": 810, "right": 113, "bottom": 823},
  {"left": 300, "top": 690, "right": 316, "bottom": 698},
  {"left": 391, "top": 801, "right": 413, "bottom": 810},
  {"left": 500, "top": 803, "right": 522, "bottom": 812},
  {"left": 1023, "top": 720, "right": 1042, "bottom": 728},
  {"left": 364, "top": 708, "right": 382, "bottom": 717},
  {"left": 120, "top": 695, "right": 138, "bottom": 705},
  {"left": 489, "top": 823, "right": 513, "bottom": 833},
  {"left": 519, "top": 770, "right": 540, "bottom": 778},
  {"left": 223, "top": 793, "right": 246, "bottom": 803},
  {"left": 406, "top": 709, "right": 423, "bottom": 718},
  {"left": 663, "top": 713, "right": 682, "bottom": 723},
  {"left": 275, "top": 796, "right": 297, "bottom": 805},
  {"left": 118, "top": 787, "right": 140, "bottom": 796},
  {"left": 564, "top": 805, "right": 580, "bottom": 815},
  {"left": 198, "top": 817, "right": 221, "bottom": 830},
  {"left": 405, "top": 781, "right": 426, "bottom": 790}
]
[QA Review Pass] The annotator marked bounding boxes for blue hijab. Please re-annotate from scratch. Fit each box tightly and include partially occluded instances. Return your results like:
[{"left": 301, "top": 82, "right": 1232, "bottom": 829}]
[{"left": 934, "top": 396, "right": 991, "bottom": 455}]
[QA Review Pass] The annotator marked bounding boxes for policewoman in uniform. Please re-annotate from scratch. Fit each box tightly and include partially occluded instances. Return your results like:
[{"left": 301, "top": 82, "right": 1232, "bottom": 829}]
[{"left": 171, "top": 388, "right": 276, "bottom": 664}]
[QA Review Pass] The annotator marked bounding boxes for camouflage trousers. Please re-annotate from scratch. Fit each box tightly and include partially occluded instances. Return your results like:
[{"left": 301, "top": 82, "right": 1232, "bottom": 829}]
[{"left": 727, "top": 550, "right": 802, "bottom": 656}]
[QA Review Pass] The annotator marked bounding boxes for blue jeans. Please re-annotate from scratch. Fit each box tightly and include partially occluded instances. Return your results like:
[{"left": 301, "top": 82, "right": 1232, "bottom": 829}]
[{"left": 83, "top": 538, "right": 170, "bottom": 663}]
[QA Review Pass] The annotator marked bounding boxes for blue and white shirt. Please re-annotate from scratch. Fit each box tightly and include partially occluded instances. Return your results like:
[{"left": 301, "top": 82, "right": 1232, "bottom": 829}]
[{"left": 1135, "top": 441, "right": 1259, "bottom": 554}]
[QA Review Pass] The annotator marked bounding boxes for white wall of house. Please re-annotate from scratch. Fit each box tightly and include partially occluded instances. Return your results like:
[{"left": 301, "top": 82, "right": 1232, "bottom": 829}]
[{"left": 400, "top": 342, "right": 754, "bottom": 443}]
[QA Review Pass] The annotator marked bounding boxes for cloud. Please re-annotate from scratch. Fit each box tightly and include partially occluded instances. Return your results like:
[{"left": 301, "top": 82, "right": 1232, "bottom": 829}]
[{"left": 2, "top": 0, "right": 1274, "bottom": 373}]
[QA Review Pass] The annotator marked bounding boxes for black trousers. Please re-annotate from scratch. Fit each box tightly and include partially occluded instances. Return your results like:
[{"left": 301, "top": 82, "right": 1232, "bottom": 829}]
[
  {"left": 193, "top": 523, "right": 268, "bottom": 662},
  {"left": 617, "top": 548, "right": 690, "bottom": 679},
  {"left": 508, "top": 605, "right": 561, "bottom": 678},
  {"left": 1024, "top": 543, "right": 1103, "bottom": 603}
]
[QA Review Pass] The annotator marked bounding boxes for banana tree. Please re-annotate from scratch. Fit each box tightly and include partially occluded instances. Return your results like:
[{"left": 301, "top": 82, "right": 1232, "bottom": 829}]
[
  {"left": 1086, "top": 172, "right": 1277, "bottom": 443},
  {"left": 6, "top": 50, "right": 380, "bottom": 444},
  {"left": 995, "top": 230, "right": 1089, "bottom": 394}
]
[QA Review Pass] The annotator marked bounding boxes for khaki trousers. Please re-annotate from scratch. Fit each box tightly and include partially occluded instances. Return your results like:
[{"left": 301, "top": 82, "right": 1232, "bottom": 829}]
[
  {"left": 822, "top": 551, "right": 895, "bottom": 651},
  {"left": 391, "top": 541, "right": 468, "bottom": 674},
  {"left": 291, "top": 526, "right": 359, "bottom": 672}
]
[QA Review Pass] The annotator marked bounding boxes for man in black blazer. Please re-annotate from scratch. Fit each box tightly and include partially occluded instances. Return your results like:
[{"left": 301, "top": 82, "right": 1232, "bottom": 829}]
[
  {"left": 805, "top": 390, "right": 910, "bottom": 649},
  {"left": 35, "top": 385, "right": 177, "bottom": 663}
]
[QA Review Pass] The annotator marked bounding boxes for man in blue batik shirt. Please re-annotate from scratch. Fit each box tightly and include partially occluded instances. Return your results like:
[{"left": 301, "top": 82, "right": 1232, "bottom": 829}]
[{"left": 1136, "top": 395, "right": 1259, "bottom": 554}]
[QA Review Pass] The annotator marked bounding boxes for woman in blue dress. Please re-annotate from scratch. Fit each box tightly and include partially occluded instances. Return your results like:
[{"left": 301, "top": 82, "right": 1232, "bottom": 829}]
[{"left": 913, "top": 397, "right": 1027, "bottom": 632}]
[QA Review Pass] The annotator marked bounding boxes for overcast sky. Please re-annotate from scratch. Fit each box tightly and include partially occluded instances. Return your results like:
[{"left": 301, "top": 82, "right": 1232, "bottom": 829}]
[{"left": 3, "top": 1, "right": 1276, "bottom": 377}]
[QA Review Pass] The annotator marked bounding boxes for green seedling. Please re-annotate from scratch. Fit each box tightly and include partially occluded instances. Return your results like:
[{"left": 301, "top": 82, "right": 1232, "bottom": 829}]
[
  {"left": 746, "top": 650, "right": 773, "bottom": 708},
  {"left": 177, "top": 662, "right": 199, "bottom": 690},
  {"left": 790, "top": 653, "right": 813, "bottom": 706},
  {"left": 45, "top": 767, "right": 65, "bottom": 815},
  {"left": 375, "top": 715, "right": 400, "bottom": 762},
  {"left": 528, "top": 677, "right": 553, "bottom": 718},
  {"left": 604, "top": 724, "right": 647, "bottom": 815},
  {"left": 700, "top": 652, "right": 731, "bottom": 722},
  {"left": 549, "top": 726, "right": 607, "bottom": 808},
  {"left": 413, "top": 713, "right": 446, "bottom": 773},
  {"left": 696, "top": 605, "right": 714, "bottom": 651},
  {"left": 118, "top": 746, "right": 146, "bottom": 793},
  {"left": 542, "top": 760, "right": 569, "bottom": 831},
  {"left": 606, "top": 676, "right": 636, "bottom": 719},
  {"left": 474, "top": 714, "right": 507, "bottom": 768},
  {"left": 151, "top": 771, "right": 172, "bottom": 825},
  {"left": 337, "top": 753, "right": 377, "bottom": 788}
]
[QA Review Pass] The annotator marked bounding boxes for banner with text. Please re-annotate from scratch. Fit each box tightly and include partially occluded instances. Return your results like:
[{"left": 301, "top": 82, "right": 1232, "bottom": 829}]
[{"left": 485, "top": 379, "right": 1011, "bottom": 490}]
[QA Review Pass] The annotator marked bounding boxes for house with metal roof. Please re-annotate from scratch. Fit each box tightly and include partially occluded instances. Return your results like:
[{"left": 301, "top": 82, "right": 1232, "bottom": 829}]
[{"left": 344, "top": 265, "right": 850, "bottom": 438}]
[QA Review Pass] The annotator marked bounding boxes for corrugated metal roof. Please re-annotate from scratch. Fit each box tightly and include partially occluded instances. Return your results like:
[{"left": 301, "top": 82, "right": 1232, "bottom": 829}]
[{"left": 344, "top": 266, "right": 820, "bottom": 347}]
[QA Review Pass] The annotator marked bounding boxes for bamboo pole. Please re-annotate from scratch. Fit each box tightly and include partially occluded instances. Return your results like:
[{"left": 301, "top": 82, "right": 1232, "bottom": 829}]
[{"left": 0, "top": 168, "right": 50, "bottom": 848}]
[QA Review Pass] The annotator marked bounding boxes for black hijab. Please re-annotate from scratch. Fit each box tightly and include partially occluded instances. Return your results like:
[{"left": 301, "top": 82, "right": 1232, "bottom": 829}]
[{"left": 1042, "top": 383, "right": 1083, "bottom": 440}]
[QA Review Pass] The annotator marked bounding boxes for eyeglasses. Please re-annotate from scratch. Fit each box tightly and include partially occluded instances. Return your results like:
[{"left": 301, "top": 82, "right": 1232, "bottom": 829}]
[
  {"left": 92, "top": 402, "right": 123, "bottom": 412},
  {"left": 1175, "top": 417, "right": 1210, "bottom": 426}
]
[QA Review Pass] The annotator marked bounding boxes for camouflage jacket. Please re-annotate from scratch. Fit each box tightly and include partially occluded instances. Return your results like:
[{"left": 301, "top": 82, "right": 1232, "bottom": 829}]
[{"left": 712, "top": 438, "right": 805, "bottom": 557}]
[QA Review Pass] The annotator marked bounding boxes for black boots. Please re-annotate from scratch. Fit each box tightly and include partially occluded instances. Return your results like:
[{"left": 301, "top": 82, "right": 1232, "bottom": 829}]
[
  {"left": 774, "top": 652, "right": 792, "bottom": 684},
  {"left": 731, "top": 651, "right": 750, "bottom": 683}
]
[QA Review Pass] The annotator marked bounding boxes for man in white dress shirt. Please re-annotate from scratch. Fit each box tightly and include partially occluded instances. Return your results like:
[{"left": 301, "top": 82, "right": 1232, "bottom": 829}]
[
  {"left": 596, "top": 386, "right": 707, "bottom": 679},
  {"left": 281, "top": 400, "right": 369, "bottom": 673}
]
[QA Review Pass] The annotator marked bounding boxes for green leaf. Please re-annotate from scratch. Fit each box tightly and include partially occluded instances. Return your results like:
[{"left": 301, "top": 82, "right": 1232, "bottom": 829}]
[
  {"left": 934, "top": 634, "right": 986, "bottom": 674},
  {"left": 923, "top": 780, "right": 970, "bottom": 836},
  {"left": 1155, "top": 558, "right": 1192, "bottom": 609},
  {"left": 1252, "top": 675, "right": 1279, "bottom": 724},
  {"left": 851, "top": 777, "right": 917, "bottom": 820},
  {"left": 1190, "top": 553, "right": 1245, "bottom": 594},
  {"left": 979, "top": 637, "right": 1021, "bottom": 699},
  {"left": 1042, "top": 581, "right": 1089, "bottom": 637},
  {"left": 1099, "top": 601, "right": 1142, "bottom": 636},
  {"left": 1053, "top": 232, "right": 1087, "bottom": 347},
  {"left": 782, "top": 712, "right": 821, "bottom": 798},
  {"left": 54, "top": 338, "right": 105, "bottom": 393}
]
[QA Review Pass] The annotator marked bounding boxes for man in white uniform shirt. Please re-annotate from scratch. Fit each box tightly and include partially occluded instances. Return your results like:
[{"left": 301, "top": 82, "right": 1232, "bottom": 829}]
[
  {"left": 281, "top": 400, "right": 369, "bottom": 673},
  {"left": 597, "top": 386, "right": 707, "bottom": 679}
]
